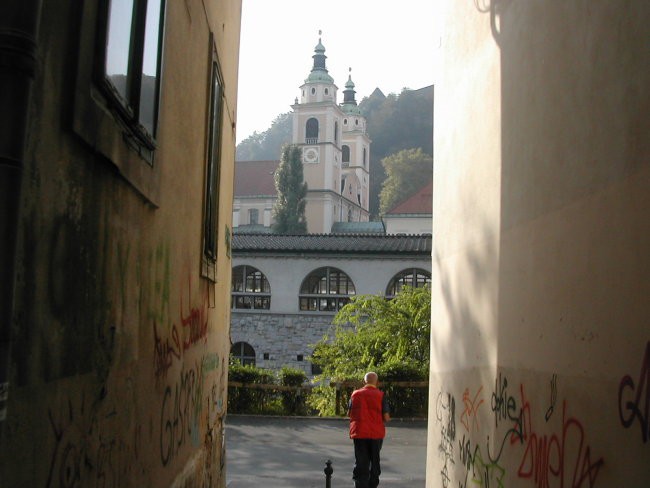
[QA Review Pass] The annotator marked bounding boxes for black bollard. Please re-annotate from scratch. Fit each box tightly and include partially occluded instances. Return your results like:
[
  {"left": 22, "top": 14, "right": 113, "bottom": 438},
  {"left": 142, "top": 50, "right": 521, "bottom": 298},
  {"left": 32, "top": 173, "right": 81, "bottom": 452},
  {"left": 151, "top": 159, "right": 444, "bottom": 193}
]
[{"left": 324, "top": 459, "right": 333, "bottom": 488}]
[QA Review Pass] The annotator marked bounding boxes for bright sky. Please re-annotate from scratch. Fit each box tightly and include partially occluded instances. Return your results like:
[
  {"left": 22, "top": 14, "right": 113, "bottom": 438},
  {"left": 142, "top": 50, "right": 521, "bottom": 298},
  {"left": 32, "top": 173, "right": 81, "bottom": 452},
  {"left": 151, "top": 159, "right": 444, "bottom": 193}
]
[{"left": 236, "top": 0, "right": 437, "bottom": 143}]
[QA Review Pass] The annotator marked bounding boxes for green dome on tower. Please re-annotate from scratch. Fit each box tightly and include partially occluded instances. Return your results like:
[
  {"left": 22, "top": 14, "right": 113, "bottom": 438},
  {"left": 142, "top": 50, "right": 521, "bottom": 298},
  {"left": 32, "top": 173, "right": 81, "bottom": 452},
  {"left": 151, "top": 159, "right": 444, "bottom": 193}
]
[
  {"left": 305, "top": 34, "right": 334, "bottom": 84},
  {"left": 341, "top": 69, "right": 362, "bottom": 115}
]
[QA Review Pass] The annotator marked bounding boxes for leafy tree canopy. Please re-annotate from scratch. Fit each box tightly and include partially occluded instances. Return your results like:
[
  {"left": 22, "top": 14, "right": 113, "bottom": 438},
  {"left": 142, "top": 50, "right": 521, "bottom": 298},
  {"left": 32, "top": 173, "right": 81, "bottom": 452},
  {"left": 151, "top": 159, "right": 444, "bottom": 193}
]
[
  {"left": 379, "top": 148, "right": 433, "bottom": 214},
  {"left": 310, "top": 286, "right": 431, "bottom": 381},
  {"left": 360, "top": 86, "right": 433, "bottom": 218},
  {"left": 272, "top": 144, "right": 308, "bottom": 234},
  {"left": 236, "top": 112, "right": 292, "bottom": 161}
]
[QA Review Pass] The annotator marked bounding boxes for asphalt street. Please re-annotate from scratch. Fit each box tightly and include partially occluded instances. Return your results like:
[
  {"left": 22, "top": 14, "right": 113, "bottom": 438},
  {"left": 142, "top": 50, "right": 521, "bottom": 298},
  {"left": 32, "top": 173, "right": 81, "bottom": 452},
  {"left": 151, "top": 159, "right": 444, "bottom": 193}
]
[{"left": 225, "top": 415, "right": 427, "bottom": 488}]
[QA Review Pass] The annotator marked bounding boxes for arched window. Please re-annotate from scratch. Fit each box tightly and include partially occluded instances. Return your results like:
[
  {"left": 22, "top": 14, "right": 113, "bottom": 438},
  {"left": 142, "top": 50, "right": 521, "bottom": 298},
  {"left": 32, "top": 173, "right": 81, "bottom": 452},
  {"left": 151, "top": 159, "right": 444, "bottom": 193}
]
[
  {"left": 363, "top": 147, "right": 367, "bottom": 167},
  {"left": 231, "top": 265, "right": 271, "bottom": 309},
  {"left": 231, "top": 342, "right": 256, "bottom": 366},
  {"left": 342, "top": 145, "right": 350, "bottom": 163},
  {"left": 334, "top": 121, "right": 338, "bottom": 144},
  {"left": 386, "top": 268, "right": 431, "bottom": 297},
  {"left": 306, "top": 117, "right": 319, "bottom": 143},
  {"left": 299, "top": 267, "right": 356, "bottom": 312}
]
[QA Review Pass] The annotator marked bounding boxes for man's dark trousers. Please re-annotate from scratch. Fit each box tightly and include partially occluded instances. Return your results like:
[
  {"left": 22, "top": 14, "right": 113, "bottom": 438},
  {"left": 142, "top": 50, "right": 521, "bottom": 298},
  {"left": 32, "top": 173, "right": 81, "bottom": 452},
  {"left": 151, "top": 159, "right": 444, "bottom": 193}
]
[{"left": 353, "top": 438, "right": 383, "bottom": 488}]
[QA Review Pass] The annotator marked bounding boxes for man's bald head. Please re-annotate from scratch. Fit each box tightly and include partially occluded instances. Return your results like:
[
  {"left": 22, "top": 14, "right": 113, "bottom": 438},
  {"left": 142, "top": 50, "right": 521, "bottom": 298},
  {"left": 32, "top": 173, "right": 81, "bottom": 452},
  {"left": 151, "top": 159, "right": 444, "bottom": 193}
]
[{"left": 364, "top": 372, "right": 378, "bottom": 385}]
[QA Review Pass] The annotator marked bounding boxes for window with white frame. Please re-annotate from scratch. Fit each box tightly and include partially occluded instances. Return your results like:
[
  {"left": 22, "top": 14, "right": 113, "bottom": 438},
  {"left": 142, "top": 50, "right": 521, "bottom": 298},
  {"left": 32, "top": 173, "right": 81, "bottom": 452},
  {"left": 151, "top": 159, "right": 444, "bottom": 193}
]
[
  {"left": 232, "top": 265, "right": 271, "bottom": 309},
  {"left": 386, "top": 268, "right": 431, "bottom": 297},
  {"left": 299, "top": 267, "right": 356, "bottom": 312}
]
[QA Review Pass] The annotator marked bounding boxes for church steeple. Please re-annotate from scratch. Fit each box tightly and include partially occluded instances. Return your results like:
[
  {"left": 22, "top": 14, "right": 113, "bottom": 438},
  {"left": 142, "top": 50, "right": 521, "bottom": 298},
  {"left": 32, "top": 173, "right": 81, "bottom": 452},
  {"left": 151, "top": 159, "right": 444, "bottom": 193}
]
[
  {"left": 305, "top": 31, "right": 334, "bottom": 84},
  {"left": 341, "top": 68, "right": 361, "bottom": 115}
]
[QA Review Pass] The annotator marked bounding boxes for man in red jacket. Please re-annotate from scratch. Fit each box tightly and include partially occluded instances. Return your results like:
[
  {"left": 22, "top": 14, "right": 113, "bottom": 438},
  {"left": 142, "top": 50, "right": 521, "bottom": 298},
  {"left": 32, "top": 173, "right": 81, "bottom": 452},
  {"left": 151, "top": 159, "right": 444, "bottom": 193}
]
[{"left": 348, "top": 372, "right": 391, "bottom": 488}]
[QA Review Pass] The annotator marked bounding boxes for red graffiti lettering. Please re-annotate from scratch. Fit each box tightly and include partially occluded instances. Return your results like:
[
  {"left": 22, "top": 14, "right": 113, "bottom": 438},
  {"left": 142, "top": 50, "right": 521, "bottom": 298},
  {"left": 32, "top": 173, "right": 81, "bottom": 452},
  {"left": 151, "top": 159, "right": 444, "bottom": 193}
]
[
  {"left": 517, "top": 386, "right": 603, "bottom": 488},
  {"left": 461, "top": 386, "right": 485, "bottom": 433},
  {"left": 180, "top": 280, "right": 209, "bottom": 351},
  {"left": 153, "top": 322, "right": 181, "bottom": 380}
]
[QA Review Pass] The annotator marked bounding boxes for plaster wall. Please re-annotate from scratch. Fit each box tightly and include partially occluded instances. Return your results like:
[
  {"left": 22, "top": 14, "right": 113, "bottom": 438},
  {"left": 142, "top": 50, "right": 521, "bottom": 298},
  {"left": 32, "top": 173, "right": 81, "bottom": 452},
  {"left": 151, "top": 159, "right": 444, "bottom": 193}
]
[
  {"left": 384, "top": 216, "right": 432, "bottom": 236},
  {"left": 0, "top": 1, "right": 242, "bottom": 486},
  {"left": 428, "top": 1, "right": 650, "bottom": 487},
  {"left": 233, "top": 254, "right": 431, "bottom": 314}
]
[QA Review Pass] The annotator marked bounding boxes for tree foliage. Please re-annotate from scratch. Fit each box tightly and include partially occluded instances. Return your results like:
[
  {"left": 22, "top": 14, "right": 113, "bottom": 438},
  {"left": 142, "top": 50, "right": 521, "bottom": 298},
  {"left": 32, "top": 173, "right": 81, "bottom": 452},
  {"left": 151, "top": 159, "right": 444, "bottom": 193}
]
[
  {"left": 236, "top": 112, "right": 292, "bottom": 161},
  {"left": 379, "top": 148, "right": 433, "bottom": 214},
  {"left": 310, "top": 286, "right": 431, "bottom": 381},
  {"left": 360, "top": 86, "right": 433, "bottom": 218},
  {"left": 272, "top": 144, "right": 308, "bottom": 234}
]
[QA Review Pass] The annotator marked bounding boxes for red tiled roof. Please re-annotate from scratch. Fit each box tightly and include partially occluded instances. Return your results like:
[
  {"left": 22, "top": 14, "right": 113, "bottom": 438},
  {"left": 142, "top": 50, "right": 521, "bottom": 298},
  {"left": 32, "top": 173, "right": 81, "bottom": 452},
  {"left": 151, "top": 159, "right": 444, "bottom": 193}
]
[
  {"left": 234, "top": 160, "right": 279, "bottom": 196},
  {"left": 386, "top": 180, "right": 433, "bottom": 215}
]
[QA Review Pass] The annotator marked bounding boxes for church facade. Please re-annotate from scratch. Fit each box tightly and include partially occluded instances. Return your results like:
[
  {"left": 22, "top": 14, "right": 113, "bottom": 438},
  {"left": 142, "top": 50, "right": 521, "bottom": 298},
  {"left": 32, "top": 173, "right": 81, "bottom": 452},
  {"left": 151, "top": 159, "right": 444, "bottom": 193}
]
[{"left": 233, "top": 37, "right": 371, "bottom": 234}]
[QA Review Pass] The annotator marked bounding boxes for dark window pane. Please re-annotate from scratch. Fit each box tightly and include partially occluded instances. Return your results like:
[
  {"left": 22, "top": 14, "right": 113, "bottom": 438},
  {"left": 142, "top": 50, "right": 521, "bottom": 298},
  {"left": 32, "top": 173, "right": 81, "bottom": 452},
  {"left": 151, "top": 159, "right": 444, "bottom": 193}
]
[
  {"left": 306, "top": 117, "right": 319, "bottom": 140},
  {"left": 232, "top": 267, "right": 244, "bottom": 292},
  {"left": 231, "top": 342, "right": 256, "bottom": 366},
  {"left": 254, "top": 296, "right": 270, "bottom": 310},
  {"left": 342, "top": 145, "right": 350, "bottom": 163},
  {"left": 105, "top": 0, "right": 135, "bottom": 103},
  {"left": 204, "top": 61, "right": 222, "bottom": 259}
]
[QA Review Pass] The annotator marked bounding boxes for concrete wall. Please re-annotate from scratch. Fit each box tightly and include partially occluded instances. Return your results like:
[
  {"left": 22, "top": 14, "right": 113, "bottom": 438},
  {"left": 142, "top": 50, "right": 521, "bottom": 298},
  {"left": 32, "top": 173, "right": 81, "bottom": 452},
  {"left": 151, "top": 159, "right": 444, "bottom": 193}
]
[
  {"left": 0, "top": 1, "right": 241, "bottom": 486},
  {"left": 428, "top": 1, "right": 650, "bottom": 487}
]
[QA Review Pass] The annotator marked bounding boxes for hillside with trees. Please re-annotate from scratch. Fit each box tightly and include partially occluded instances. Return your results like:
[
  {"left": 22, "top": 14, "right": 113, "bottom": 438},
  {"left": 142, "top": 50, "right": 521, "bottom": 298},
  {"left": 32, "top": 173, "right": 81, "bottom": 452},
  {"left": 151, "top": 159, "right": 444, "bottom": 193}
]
[{"left": 236, "top": 85, "right": 433, "bottom": 217}]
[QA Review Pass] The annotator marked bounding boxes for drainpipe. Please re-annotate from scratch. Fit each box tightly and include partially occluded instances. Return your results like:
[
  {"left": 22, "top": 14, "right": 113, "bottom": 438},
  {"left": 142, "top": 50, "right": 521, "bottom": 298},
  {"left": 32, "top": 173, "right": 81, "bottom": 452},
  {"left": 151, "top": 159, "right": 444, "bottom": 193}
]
[{"left": 0, "top": 0, "right": 42, "bottom": 425}]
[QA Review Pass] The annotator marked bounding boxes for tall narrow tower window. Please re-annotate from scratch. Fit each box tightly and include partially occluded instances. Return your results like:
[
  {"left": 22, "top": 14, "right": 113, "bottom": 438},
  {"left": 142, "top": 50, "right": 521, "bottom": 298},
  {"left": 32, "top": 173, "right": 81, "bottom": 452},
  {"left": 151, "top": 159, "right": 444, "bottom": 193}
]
[
  {"left": 363, "top": 147, "right": 367, "bottom": 167},
  {"left": 342, "top": 145, "right": 350, "bottom": 163},
  {"left": 306, "top": 117, "right": 319, "bottom": 143},
  {"left": 334, "top": 121, "right": 338, "bottom": 144}
]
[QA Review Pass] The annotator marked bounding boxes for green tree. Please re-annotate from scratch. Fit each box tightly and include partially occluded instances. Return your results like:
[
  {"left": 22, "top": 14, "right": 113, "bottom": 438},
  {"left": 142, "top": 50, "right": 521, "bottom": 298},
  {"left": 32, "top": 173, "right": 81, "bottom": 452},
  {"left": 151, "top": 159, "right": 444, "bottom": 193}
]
[
  {"left": 359, "top": 86, "right": 433, "bottom": 218},
  {"left": 310, "top": 286, "right": 431, "bottom": 380},
  {"left": 379, "top": 148, "right": 433, "bottom": 214},
  {"left": 236, "top": 112, "right": 292, "bottom": 161},
  {"left": 272, "top": 144, "right": 308, "bottom": 234}
]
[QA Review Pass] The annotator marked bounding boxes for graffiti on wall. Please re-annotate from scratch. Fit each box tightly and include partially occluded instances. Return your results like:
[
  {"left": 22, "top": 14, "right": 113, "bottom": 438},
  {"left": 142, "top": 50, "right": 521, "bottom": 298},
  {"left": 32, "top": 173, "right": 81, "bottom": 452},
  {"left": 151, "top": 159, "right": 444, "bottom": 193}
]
[
  {"left": 152, "top": 277, "right": 211, "bottom": 381},
  {"left": 618, "top": 341, "right": 649, "bottom": 443},
  {"left": 159, "top": 353, "right": 222, "bottom": 467},
  {"left": 436, "top": 374, "right": 604, "bottom": 488},
  {"left": 436, "top": 392, "right": 456, "bottom": 487},
  {"left": 46, "top": 389, "right": 142, "bottom": 488}
]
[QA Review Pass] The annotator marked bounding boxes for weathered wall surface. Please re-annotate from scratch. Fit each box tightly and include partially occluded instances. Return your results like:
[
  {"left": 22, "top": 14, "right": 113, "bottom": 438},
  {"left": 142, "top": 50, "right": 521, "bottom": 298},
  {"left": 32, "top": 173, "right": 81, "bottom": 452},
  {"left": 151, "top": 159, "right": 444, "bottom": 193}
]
[
  {"left": 429, "top": 1, "right": 650, "bottom": 487},
  {"left": 231, "top": 312, "right": 336, "bottom": 375},
  {"left": 0, "top": 0, "right": 241, "bottom": 486}
]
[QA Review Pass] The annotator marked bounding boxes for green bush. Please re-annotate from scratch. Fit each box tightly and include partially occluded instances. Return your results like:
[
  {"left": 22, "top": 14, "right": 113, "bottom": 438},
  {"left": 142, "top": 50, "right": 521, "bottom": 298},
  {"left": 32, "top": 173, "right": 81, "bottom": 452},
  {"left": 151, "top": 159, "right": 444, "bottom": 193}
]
[
  {"left": 279, "top": 367, "right": 309, "bottom": 415},
  {"left": 305, "top": 384, "right": 338, "bottom": 417},
  {"left": 228, "top": 362, "right": 279, "bottom": 414},
  {"left": 377, "top": 361, "right": 427, "bottom": 417}
]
